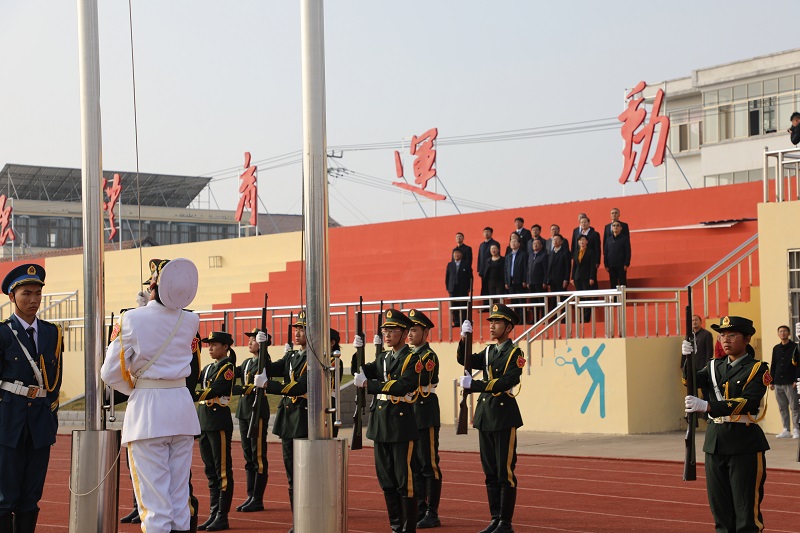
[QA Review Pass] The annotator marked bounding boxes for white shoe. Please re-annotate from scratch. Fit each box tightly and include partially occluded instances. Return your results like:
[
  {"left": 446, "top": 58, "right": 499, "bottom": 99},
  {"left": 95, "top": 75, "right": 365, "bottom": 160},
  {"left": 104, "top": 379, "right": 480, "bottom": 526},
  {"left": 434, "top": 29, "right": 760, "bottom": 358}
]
[
  {"left": 793, "top": 429, "right": 800, "bottom": 439},
  {"left": 776, "top": 428, "right": 791, "bottom": 438}
]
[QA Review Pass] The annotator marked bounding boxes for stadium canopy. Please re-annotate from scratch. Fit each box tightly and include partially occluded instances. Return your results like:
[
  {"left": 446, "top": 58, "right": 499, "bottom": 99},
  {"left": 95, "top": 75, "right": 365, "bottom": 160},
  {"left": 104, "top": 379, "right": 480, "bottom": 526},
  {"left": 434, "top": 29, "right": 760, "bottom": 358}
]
[{"left": 0, "top": 163, "right": 211, "bottom": 208}]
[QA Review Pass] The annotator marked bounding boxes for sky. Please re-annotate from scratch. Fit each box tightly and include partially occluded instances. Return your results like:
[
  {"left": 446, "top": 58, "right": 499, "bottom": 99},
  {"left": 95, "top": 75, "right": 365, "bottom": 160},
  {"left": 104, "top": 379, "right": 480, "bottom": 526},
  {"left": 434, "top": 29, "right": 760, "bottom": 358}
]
[{"left": 2, "top": 1, "right": 800, "bottom": 226}]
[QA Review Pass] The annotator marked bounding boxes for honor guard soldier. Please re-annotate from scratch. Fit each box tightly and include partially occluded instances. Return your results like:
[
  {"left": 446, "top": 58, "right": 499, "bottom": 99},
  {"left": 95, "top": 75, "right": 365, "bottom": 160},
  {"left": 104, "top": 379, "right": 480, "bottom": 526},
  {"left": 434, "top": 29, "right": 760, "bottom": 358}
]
[
  {"left": 233, "top": 328, "right": 270, "bottom": 513},
  {"left": 0, "top": 264, "right": 63, "bottom": 533},
  {"left": 407, "top": 310, "right": 442, "bottom": 529},
  {"left": 683, "top": 316, "right": 770, "bottom": 533},
  {"left": 100, "top": 258, "right": 202, "bottom": 533},
  {"left": 458, "top": 303, "right": 524, "bottom": 533},
  {"left": 195, "top": 332, "right": 236, "bottom": 532},
  {"left": 353, "top": 309, "right": 422, "bottom": 533},
  {"left": 253, "top": 312, "right": 309, "bottom": 533}
]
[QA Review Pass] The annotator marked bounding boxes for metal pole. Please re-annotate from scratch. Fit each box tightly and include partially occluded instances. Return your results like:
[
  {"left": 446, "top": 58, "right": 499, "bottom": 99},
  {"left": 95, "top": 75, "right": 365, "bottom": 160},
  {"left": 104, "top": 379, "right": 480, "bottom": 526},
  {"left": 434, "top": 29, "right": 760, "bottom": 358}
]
[
  {"left": 777, "top": 152, "right": 784, "bottom": 202},
  {"left": 295, "top": 1, "right": 347, "bottom": 532},
  {"left": 762, "top": 146, "right": 769, "bottom": 202},
  {"left": 69, "top": 1, "right": 120, "bottom": 532}
]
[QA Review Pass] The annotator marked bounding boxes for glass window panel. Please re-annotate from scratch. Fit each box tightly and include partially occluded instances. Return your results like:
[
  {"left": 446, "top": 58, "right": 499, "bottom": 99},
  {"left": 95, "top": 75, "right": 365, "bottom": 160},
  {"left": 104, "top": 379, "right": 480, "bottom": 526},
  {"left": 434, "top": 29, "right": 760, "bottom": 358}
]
[
  {"left": 718, "top": 87, "right": 732, "bottom": 104},
  {"left": 733, "top": 171, "right": 749, "bottom": 184},
  {"left": 670, "top": 109, "right": 689, "bottom": 123},
  {"left": 719, "top": 105, "right": 733, "bottom": 140},
  {"left": 764, "top": 79, "right": 778, "bottom": 95},
  {"left": 689, "top": 122, "right": 700, "bottom": 149},
  {"left": 748, "top": 169, "right": 763, "bottom": 182},
  {"left": 779, "top": 76, "right": 793, "bottom": 93},
  {"left": 733, "top": 84, "right": 747, "bottom": 101},
  {"left": 748, "top": 82, "right": 762, "bottom": 98},
  {"left": 670, "top": 125, "right": 681, "bottom": 152},
  {"left": 719, "top": 173, "right": 733, "bottom": 185},
  {"left": 704, "top": 175, "right": 718, "bottom": 187},
  {"left": 779, "top": 96, "right": 793, "bottom": 131},
  {"left": 734, "top": 101, "right": 748, "bottom": 138},
  {"left": 703, "top": 91, "right": 718, "bottom": 106},
  {"left": 704, "top": 108, "right": 719, "bottom": 143}
]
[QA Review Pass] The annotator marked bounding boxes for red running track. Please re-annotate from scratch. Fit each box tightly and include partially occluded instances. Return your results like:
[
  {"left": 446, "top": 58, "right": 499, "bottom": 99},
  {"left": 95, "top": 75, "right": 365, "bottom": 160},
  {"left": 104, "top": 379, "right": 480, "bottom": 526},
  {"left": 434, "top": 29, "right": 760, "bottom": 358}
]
[{"left": 38, "top": 435, "right": 800, "bottom": 532}]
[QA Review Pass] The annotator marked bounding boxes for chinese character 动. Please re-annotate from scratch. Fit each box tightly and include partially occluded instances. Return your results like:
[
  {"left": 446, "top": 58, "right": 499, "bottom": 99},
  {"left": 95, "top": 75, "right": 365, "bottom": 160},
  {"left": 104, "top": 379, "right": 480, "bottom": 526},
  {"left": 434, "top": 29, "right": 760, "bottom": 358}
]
[
  {"left": 392, "top": 127, "right": 446, "bottom": 201},
  {"left": 102, "top": 173, "right": 122, "bottom": 241},
  {"left": 235, "top": 152, "right": 258, "bottom": 227},
  {"left": 618, "top": 81, "right": 670, "bottom": 184},
  {"left": 0, "top": 195, "right": 15, "bottom": 246}
]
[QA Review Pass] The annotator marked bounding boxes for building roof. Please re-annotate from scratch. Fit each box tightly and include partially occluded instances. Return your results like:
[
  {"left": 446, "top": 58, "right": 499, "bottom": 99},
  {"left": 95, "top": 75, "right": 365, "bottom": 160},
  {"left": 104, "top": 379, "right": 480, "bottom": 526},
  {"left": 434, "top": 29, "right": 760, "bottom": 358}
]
[{"left": 0, "top": 163, "right": 211, "bottom": 208}]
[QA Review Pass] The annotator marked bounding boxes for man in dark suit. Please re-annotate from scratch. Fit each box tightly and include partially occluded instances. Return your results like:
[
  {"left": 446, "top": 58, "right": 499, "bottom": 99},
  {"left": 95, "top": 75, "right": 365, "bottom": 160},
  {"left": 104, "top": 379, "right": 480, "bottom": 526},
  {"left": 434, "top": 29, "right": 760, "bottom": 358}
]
[
  {"left": 477, "top": 227, "right": 500, "bottom": 297},
  {"left": 0, "top": 264, "right": 63, "bottom": 533},
  {"left": 546, "top": 224, "right": 570, "bottom": 256},
  {"left": 525, "top": 238, "right": 548, "bottom": 321},
  {"left": 453, "top": 232, "right": 473, "bottom": 269},
  {"left": 603, "top": 207, "right": 630, "bottom": 244},
  {"left": 446, "top": 249, "right": 473, "bottom": 327},
  {"left": 684, "top": 316, "right": 769, "bottom": 533},
  {"left": 545, "top": 234, "right": 571, "bottom": 313},
  {"left": 506, "top": 217, "right": 532, "bottom": 256},
  {"left": 527, "top": 224, "right": 546, "bottom": 254},
  {"left": 604, "top": 221, "right": 632, "bottom": 288},
  {"left": 504, "top": 233, "right": 527, "bottom": 309},
  {"left": 679, "top": 315, "right": 714, "bottom": 374},
  {"left": 571, "top": 216, "right": 601, "bottom": 269}
]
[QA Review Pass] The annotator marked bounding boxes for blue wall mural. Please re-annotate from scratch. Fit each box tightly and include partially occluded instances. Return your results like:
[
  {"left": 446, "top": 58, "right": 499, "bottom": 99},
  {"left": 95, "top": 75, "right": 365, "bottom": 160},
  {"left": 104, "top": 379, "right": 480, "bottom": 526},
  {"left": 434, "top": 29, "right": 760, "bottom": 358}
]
[{"left": 556, "top": 344, "right": 606, "bottom": 418}]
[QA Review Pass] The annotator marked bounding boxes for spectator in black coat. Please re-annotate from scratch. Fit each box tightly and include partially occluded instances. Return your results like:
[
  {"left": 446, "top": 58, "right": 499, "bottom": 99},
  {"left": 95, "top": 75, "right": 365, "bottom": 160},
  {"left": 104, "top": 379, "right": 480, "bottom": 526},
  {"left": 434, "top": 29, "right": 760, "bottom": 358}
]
[
  {"left": 482, "top": 244, "right": 506, "bottom": 304},
  {"left": 504, "top": 233, "right": 527, "bottom": 308},
  {"left": 453, "top": 232, "right": 473, "bottom": 269},
  {"left": 506, "top": 217, "right": 532, "bottom": 255},
  {"left": 572, "top": 234, "right": 598, "bottom": 321},
  {"left": 446, "top": 249, "right": 473, "bottom": 327},
  {"left": 604, "top": 221, "right": 631, "bottom": 288},
  {"left": 525, "top": 238, "right": 547, "bottom": 321},
  {"left": 545, "top": 234, "right": 571, "bottom": 313},
  {"left": 571, "top": 216, "right": 601, "bottom": 270},
  {"left": 603, "top": 207, "right": 630, "bottom": 245},
  {"left": 789, "top": 111, "right": 800, "bottom": 146},
  {"left": 477, "top": 227, "right": 500, "bottom": 296},
  {"left": 527, "top": 224, "right": 547, "bottom": 254},
  {"left": 546, "top": 224, "right": 570, "bottom": 255}
]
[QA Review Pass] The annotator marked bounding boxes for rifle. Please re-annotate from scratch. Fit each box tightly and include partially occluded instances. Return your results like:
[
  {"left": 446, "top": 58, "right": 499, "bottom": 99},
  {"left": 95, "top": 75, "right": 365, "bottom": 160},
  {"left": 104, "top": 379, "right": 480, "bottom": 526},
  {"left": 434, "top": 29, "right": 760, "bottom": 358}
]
[
  {"left": 287, "top": 311, "right": 294, "bottom": 350},
  {"left": 456, "top": 279, "right": 474, "bottom": 435},
  {"left": 683, "top": 286, "right": 697, "bottom": 481},
  {"left": 368, "top": 301, "right": 384, "bottom": 412},
  {"left": 351, "top": 297, "right": 365, "bottom": 451},
  {"left": 247, "top": 294, "right": 269, "bottom": 439}
]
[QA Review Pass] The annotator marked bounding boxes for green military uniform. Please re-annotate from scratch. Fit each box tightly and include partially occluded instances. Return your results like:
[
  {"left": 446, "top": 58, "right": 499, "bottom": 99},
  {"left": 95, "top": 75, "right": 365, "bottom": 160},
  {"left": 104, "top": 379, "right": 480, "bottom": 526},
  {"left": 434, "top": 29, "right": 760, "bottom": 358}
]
[
  {"left": 361, "top": 309, "right": 422, "bottom": 533},
  {"left": 694, "top": 316, "right": 769, "bottom": 533},
  {"left": 262, "top": 313, "right": 308, "bottom": 522},
  {"left": 194, "top": 332, "right": 236, "bottom": 532},
  {"left": 457, "top": 303, "right": 524, "bottom": 533},
  {"left": 407, "top": 309, "right": 443, "bottom": 529},
  {"left": 233, "top": 328, "right": 270, "bottom": 513}
]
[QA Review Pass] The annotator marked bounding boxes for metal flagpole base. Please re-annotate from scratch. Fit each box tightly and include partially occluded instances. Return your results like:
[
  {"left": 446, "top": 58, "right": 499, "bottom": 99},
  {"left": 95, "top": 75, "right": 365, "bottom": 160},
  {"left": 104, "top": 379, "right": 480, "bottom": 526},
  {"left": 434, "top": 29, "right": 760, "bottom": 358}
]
[
  {"left": 293, "top": 438, "right": 348, "bottom": 532},
  {"left": 68, "top": 429, "right": 121, "bottom": 533}
]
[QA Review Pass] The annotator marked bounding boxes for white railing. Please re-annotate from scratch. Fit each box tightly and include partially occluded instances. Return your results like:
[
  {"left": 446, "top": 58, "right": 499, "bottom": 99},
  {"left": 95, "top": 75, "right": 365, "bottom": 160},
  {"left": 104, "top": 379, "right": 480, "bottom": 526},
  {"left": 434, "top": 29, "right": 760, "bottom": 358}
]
[
  {"left": 0, "top": 290, "right": 79, "bottom": 322},
  {"left": 688, "top": 234, "right": 758, "bottom": 318}
]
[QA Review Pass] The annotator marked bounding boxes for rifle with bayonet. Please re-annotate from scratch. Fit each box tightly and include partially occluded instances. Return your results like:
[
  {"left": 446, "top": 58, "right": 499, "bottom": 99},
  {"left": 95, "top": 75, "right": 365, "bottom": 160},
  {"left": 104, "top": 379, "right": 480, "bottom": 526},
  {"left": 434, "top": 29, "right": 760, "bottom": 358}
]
[
  {"left": 247, "top": 294, "right": 269, "bottom": 439},
  {"left": 456, "top": 280, "right": 474, "bottom": 435},
  {"left": 683, "top": 286, "right": 697, "bottom": 481},
  {"left": 368, "top": 301, "right": 384, "bottom": 412},
  {"left": 351, "top": 297, "right": 366, "bottom": 451}
]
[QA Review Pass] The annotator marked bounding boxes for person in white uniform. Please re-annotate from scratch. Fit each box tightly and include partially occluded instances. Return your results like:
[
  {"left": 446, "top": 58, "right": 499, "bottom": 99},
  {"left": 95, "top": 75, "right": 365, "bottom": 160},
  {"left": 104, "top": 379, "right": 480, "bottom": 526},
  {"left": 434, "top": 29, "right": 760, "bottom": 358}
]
[{"left": 101, "top": 258, "right": 201, "bottom": 533}]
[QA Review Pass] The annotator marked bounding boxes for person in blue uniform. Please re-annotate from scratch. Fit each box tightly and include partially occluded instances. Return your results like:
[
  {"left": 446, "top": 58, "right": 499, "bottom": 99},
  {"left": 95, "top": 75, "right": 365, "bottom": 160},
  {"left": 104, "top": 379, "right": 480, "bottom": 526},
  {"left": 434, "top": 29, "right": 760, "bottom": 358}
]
[
  {"left": 0, "top": 264, "right": 63, "bottom": 533},
  {"left": 458, "top": 303, "right": 524, "bottom": 533}
]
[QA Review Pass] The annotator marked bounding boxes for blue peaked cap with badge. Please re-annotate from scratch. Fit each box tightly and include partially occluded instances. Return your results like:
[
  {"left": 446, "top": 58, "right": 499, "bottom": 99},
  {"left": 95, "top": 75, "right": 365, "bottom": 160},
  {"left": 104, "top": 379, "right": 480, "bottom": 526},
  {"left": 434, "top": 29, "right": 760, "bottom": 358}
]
[{"left": 2, "top": 263, "right": 46, "bottom": 295}]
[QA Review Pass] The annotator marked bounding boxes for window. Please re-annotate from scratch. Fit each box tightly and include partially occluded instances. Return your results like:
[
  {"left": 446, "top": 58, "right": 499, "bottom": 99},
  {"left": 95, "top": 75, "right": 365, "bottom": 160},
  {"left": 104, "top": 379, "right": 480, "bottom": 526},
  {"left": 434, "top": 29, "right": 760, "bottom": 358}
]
[{"left": 789, "top": 250, "right": 800, "bottom": 330}]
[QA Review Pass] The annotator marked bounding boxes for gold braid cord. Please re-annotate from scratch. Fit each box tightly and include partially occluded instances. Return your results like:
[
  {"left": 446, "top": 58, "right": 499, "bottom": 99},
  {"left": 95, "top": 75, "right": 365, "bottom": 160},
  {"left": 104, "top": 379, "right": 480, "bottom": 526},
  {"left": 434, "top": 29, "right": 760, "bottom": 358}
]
[
  {"left": 118, "top": 319, "right": 135, "bottom": 389},
  {"left": 492, "top": 346, "right": 522, "bottom": 398},
  {"left": 40, "top": 324, "right": 63, "bottom": 393}
]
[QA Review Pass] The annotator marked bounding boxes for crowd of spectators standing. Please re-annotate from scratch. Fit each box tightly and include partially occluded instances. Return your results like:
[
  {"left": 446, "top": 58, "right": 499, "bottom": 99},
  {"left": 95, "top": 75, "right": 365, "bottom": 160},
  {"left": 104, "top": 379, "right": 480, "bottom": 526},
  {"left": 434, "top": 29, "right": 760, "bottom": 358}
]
[{"left": 445, "top": 209, "right": 633, "bottom": 320}]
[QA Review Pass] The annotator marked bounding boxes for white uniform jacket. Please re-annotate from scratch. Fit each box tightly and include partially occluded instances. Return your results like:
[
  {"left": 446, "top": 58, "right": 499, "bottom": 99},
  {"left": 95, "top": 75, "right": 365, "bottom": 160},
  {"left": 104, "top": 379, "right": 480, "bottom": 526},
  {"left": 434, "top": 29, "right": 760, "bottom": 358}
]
[{"left": 100, "top": 300, "right": 201, "bottom": 444}]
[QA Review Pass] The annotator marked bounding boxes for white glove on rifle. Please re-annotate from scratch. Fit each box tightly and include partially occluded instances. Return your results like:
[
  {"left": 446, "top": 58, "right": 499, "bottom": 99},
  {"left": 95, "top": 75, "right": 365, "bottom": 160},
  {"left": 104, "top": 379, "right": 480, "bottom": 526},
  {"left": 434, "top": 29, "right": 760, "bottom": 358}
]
[
  {"left": 284, "top": 343, "right": 292, "bottom": 355},
  {"left": 256, "top": 331, "right": 268, "bottom": 344},
  {"left": 354, "top": 367, "right": 367, "bottom": 388},
  {"left": 796, "top": 379, "right": 800, "bottom": 395},
  {"left": 684, "top": 395, "right": 708, "bottom": 413},
  {"left": 136, "top": 291, "right": 148, "bottom": 308},
  {"left": 795, "top": 322, "right": 800, "bottom": 339},
  {"left": 461, "top": 320, "right": 473, "bottom": 337},
  {"left": 373, "top": 335, "right": 382, "bottom": 346},
  {"left": 353, "top": 335, "right": 364, "bottom": 348},
  {"left": 459, "top": 371, "right": 472, "bottom": 389},
  {"left": 681, "top": 340, "right": 693, "bottom": 356},
  {"left": 254, "top": 369, "right": 268, "bottom": 388}
]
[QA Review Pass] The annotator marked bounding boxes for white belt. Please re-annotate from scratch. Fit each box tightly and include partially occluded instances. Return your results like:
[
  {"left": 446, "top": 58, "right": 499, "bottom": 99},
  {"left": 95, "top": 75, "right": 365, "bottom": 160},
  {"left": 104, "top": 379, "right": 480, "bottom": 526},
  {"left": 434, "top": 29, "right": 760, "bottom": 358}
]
[
  {"left": 136, "top": 378, "right": 185, "bottom": 389},
  {"left": 377, "top": 393, "right": 414, "bottom": 403},
  {"left": 711, "top": 414, "right": 760, "bottom": 425},
  {"left": 419, "top": 384, "right": 437, "bottom": 394},
  {"left": 0, "top": 380, "right": 47, "bottom": 398}
]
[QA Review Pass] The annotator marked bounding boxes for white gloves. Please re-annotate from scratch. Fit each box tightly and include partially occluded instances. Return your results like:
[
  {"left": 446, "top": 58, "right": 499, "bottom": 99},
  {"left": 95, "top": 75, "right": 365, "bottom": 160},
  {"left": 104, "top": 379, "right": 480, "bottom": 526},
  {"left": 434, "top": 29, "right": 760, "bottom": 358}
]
[
  {"left": 254, "top": 369, "right": 268, "bottom": 388},
  {"left": 796, "top": 379, "right": 800, "bottom": 395},
  {"left": 681, "top": 340, "right": 693, "bottom": 356},
  {"left": 353, "top": 335, "right": 364, "bottom": 348},
  {"left": 461, "top": 320, "right": 473, "bottom": 337},
  {"left": 136, "top": 291, "right": 148, "bottom": 308},
  {"left": 373, "top": 335, "right": 382, "bottom": 346},
  {"left": 459, "top": 371, "right": 472, "bottom": 389},
  {"left": 684, "top": 395, "right": 708, "bottom": 413},
  {"left": 354, "top": 367, "right": 367, "bottom": 388},
  {"left": 284, "top": 343, "right": 292, "bottom": 355},
  {"left": 795, "top": 322, "right": 800, "bottom": 338},
  {"left": 256, "top": 331, "right": 268, "bottom": 344}
]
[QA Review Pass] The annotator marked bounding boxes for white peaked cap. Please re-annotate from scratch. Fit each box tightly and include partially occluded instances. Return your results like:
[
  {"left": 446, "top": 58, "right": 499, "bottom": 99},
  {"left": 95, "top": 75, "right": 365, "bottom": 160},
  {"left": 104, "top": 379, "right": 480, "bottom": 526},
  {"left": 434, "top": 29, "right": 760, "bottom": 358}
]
[{"left": 157, "top": 258, "right": 198, "bottom": 310}]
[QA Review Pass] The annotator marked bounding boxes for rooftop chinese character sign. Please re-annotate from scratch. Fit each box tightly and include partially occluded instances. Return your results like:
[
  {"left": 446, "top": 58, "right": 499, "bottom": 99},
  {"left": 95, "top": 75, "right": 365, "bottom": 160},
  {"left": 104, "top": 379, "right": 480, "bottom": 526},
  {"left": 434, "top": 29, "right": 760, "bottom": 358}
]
[
  {"left": 235, "top": 152, "right": 258, "bottom": 227},
  {"left": 618, "top": 81, "right": 670, "bottom": 184},
  {"left": 392, "top": 127, "right": 446, "bottom": 201}
]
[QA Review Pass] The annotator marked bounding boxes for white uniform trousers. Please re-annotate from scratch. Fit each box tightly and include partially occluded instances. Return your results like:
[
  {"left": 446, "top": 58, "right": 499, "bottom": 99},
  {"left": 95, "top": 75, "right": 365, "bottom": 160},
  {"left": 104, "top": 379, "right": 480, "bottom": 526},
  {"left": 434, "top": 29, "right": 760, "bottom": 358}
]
[{"left": 128, "top": 435, "right": 194, "bottom": 533}]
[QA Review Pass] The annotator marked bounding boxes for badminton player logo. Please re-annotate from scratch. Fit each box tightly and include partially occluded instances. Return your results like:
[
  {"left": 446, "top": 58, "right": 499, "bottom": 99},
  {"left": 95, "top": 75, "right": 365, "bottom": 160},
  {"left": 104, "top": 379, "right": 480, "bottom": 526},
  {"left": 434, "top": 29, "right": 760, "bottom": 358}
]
[{"left": 555, "top": 344, "right": 606, "bottom": 419}]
